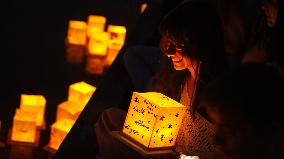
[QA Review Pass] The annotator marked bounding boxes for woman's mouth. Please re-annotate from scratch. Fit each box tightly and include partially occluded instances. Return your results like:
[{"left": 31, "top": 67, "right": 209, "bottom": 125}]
[{"left": 172, "top": 57, "right": 183, "bottom": 63}]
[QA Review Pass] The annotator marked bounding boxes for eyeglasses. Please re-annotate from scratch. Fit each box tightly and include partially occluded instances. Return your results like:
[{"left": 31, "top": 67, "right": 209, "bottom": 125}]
[{"left": 160, "top": 38, "right": 185, "bottom": 55}]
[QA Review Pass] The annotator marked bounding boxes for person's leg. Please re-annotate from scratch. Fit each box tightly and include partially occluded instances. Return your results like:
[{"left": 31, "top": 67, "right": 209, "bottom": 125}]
[{"left": 124, "top": 45, "right": 163, "bottom": 92}]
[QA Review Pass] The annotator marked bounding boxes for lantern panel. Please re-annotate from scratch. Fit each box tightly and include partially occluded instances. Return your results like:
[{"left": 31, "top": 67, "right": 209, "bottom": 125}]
[
  {"left": 67, "top": 20, "right": 87, "bottom": 45},
  {"left": 106, "top": 42, "right": 123, "bottom": 66},
  {"left": 48, "top": 119, "right": 75, "bottom": 150},
  {"left": 107, "top": 25, "right": 126, "bottom": 45},
  {"left": 56, "top": 101, "right": 83, "bottom": 122},
  {"left": 68, "top": 81, "right": 96, "bottom": 105},
  {"left": 88, "top": 32, "right": 109, "bottom": 57},
  {"left": 20, "top": 94, "right": 46, "bottom": 127},
  {"left": 122, "top": 92, "right": 186, "bottom": 149},
  {"left": 87, "top": 15, "right": 107, "bottom": 37},
  {"left": 11, "top": 109, "right": 37, "bottom": 143}
]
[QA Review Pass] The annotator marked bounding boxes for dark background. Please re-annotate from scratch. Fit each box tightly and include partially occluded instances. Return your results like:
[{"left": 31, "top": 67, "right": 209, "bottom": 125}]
[{"left": 0, "top": 0, "right": 141, "bottom": 158}]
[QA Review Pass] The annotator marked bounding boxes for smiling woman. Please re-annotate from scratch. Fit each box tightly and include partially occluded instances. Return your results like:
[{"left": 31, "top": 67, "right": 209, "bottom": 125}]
[{"left": 150, "top": 0, "right": 229, "bottom": 158}]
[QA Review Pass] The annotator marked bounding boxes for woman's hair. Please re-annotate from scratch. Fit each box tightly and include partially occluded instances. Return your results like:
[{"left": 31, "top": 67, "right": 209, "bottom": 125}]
[{"left": 152, "top": 0, "right": 228, "bottom": 116}]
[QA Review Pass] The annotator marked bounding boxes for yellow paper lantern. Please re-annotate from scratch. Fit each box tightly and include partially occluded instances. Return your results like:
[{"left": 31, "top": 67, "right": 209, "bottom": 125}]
[
  {"left": 48, "top": 119, "right": 75, "bottom": 150},
  {"left": 122, "top": 92, "right": 186, "bottom": 149},
  {"left": 87, "top": 15, "right": 107, "bottom": 37},
  {"left": 107, "top": 25, "right": 126, "bottom": 44},
  {"left": 106, "top": 42, "right": 124, "bottom": 66},
  {"left": 88, "top": 31, "right": 109, "bottom": 57},
  {"left": 56, "top": 101, "right": 83, "bottom": 122},
  {"left": 68, "top": 81, "right": 96, "bottom": 105},
  {"left": 20, "top": 94, "right": 46, "bottom": 128},
  {"left": 67, "top": 20, "right": 87, "bottom": 45},
  {"left": 11, "top": 109, "right": 37, "bottom": 143}
]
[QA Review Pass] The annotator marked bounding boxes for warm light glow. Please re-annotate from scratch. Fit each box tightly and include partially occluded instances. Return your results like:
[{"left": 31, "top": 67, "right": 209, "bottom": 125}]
[
  {"left": 20, "top": 94, "right": 46, "bottom": 127},
  {"left": 87, "top": 15, "right": 107, "bottom": 37},
  {"left": 56, "top": 101, "right": 83, "bottom": 122},
  {"left": 85, "top": 56, "right": 105, "bottom": 74},
  {"left": 88, "top": 32, "right": 109, "bottom": 57},
  {"left": 107, "top": 25, "right": 126, "bottom": 44},
  {"left": 11, "top": 109, "right": 37, "bottom": 143},
  {"left": 122, "top": 92, "right": 186, "bottom": 149},
  {"left": 68, "top": 81, "right": 96, "bottom": 105},
  {"left": 48, "top": 119, "right": 75, "bottom": 150},
  {"left": 67, "top": 20, "right": 87, "bottom": 45},
  {"left": 140, "top": 3, "right": 148, "bottom": 14},
  {"left": 106, "top": 42, "right": 123, "bottom": 66}
]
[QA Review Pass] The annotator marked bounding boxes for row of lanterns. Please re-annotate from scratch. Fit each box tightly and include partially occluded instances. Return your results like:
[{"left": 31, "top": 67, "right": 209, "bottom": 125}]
[
  {"left": 9, "top": 81, "right": 96, "bottom": 152},
  {"left": 66, "top": 15, "right": 127, "bottom": 74},
  {"left": 9, "top": 87, "right": 188, "bottom": 155}
]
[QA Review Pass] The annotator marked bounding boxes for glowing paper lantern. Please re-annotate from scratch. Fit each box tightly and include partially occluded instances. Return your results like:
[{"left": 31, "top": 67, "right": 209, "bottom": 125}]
[
  {"left": 88, "top": 31, "right": 109, "bottom": 57},
  {"left": 107, "top": 25, "right": 126, "bottom": 44},
  {"left": 11, "top": 109, "right": 37, "bottom": 143},
  {"left": 67, "top": 20, "right": 87, "bottom": 45},
  {"left": 48, "top": 119, "right": 75, "bottom": 150},
  {"left": 106, "top": 42, "right": 124, "bottom": 66},
  {"left": 56, "top": 101, "right": 83, "bottom": 122},
  {"left": 87, "top": 15, "right": 107, "bottom": 37},
  {"left": 20, "top": 94, "right": 46, "bottom": 128},
  {"left": 122, "top": 92, "right": 186, "bottom": 149},
  {"left": 65, "top": 42, "right": 85, "bottom": 64},
  {"left": 68, "top": 81, "right": 96, "bottom": 105}
]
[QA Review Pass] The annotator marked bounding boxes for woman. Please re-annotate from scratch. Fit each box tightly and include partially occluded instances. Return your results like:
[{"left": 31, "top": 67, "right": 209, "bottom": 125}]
[
  {"left": 95, "top": 0, "right": 228, "bottom": 158},
  {"left": 154, "top": 0, "right": 228, "bottom": 158}
]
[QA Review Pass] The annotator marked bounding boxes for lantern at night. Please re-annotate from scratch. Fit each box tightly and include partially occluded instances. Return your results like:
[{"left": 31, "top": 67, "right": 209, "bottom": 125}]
[
  {"left": 56, "top": 101, "right": 83, "bottom": 122},
  {"left": 106, "top": 42, "right": 123, "bottom": 66},
  {"left": 67, "top": 20, "right": 87, "bottom": 45},
  {"left": 118, "top": 92, "right": 186, "bottom": 155},
  {"left": 48, "top": 119, "right": 75, "bottom": 150},
  {"left": 68, "top": 81, "right": 96, "bottom": 105},
  {"left": 87, "top": 31, "right": 109, "bottom": 57},
  {"left": 20, "top": 94, "right": 46, "bottom": 128},
  {"left": 11, "top": 109, "right": 37, "bottom": 143},
  {"left": 107, "top": 25, "right": 126, "bottom": 44},
  {"left": 87, "top": 15, "right": 107, "bottom": 37}
]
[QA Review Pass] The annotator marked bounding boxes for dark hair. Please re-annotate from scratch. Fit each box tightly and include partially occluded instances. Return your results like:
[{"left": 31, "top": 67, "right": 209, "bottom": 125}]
[{"left": 153, "top": 0, "right": 228, "bottom": 116}]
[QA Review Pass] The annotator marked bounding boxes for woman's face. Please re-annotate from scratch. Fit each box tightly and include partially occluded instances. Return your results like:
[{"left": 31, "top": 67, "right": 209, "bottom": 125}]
[{"left": 160, "top": 37, "right": 197, "bottom": 72}]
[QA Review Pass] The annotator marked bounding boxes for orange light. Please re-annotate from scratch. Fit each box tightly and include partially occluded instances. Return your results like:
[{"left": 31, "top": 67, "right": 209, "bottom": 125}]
[
  {"left": 87, "top": 15, "right": 107, "bottom": 37},
  {"left": 107, "top": 25, "right": 126, "bottom": 44},
  {"left": 140, "top": 3, "right": 148, "bottom": 14},
  {"left": 11, "top": 109, "right": 37, "bottom": 143},
  {"left": 48, "top": 119, "right": 75, "bottom": 150},
  {"left": 68, "top": 81, "right": 96, "bottom": 105},
  {"left": 88, "top": 32, "right": 109, "bottom": 57},
  {"left": 56, "top": 101, "right": 83, "bottom": 122},
  {"left": 106, "top": 42, "right": 123, "bottom": 66},
  {"left": 122, "top": 92, "right": 186, "bottom": 149},
  {"left": 67, "top": 20, "right": 87, "bottom": 45},
  {"left": 85, "top": 56, "right": 106, "bottom": 74},
  {"left": 20, "top": 94, "right": 46, "bottom": 128}
]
